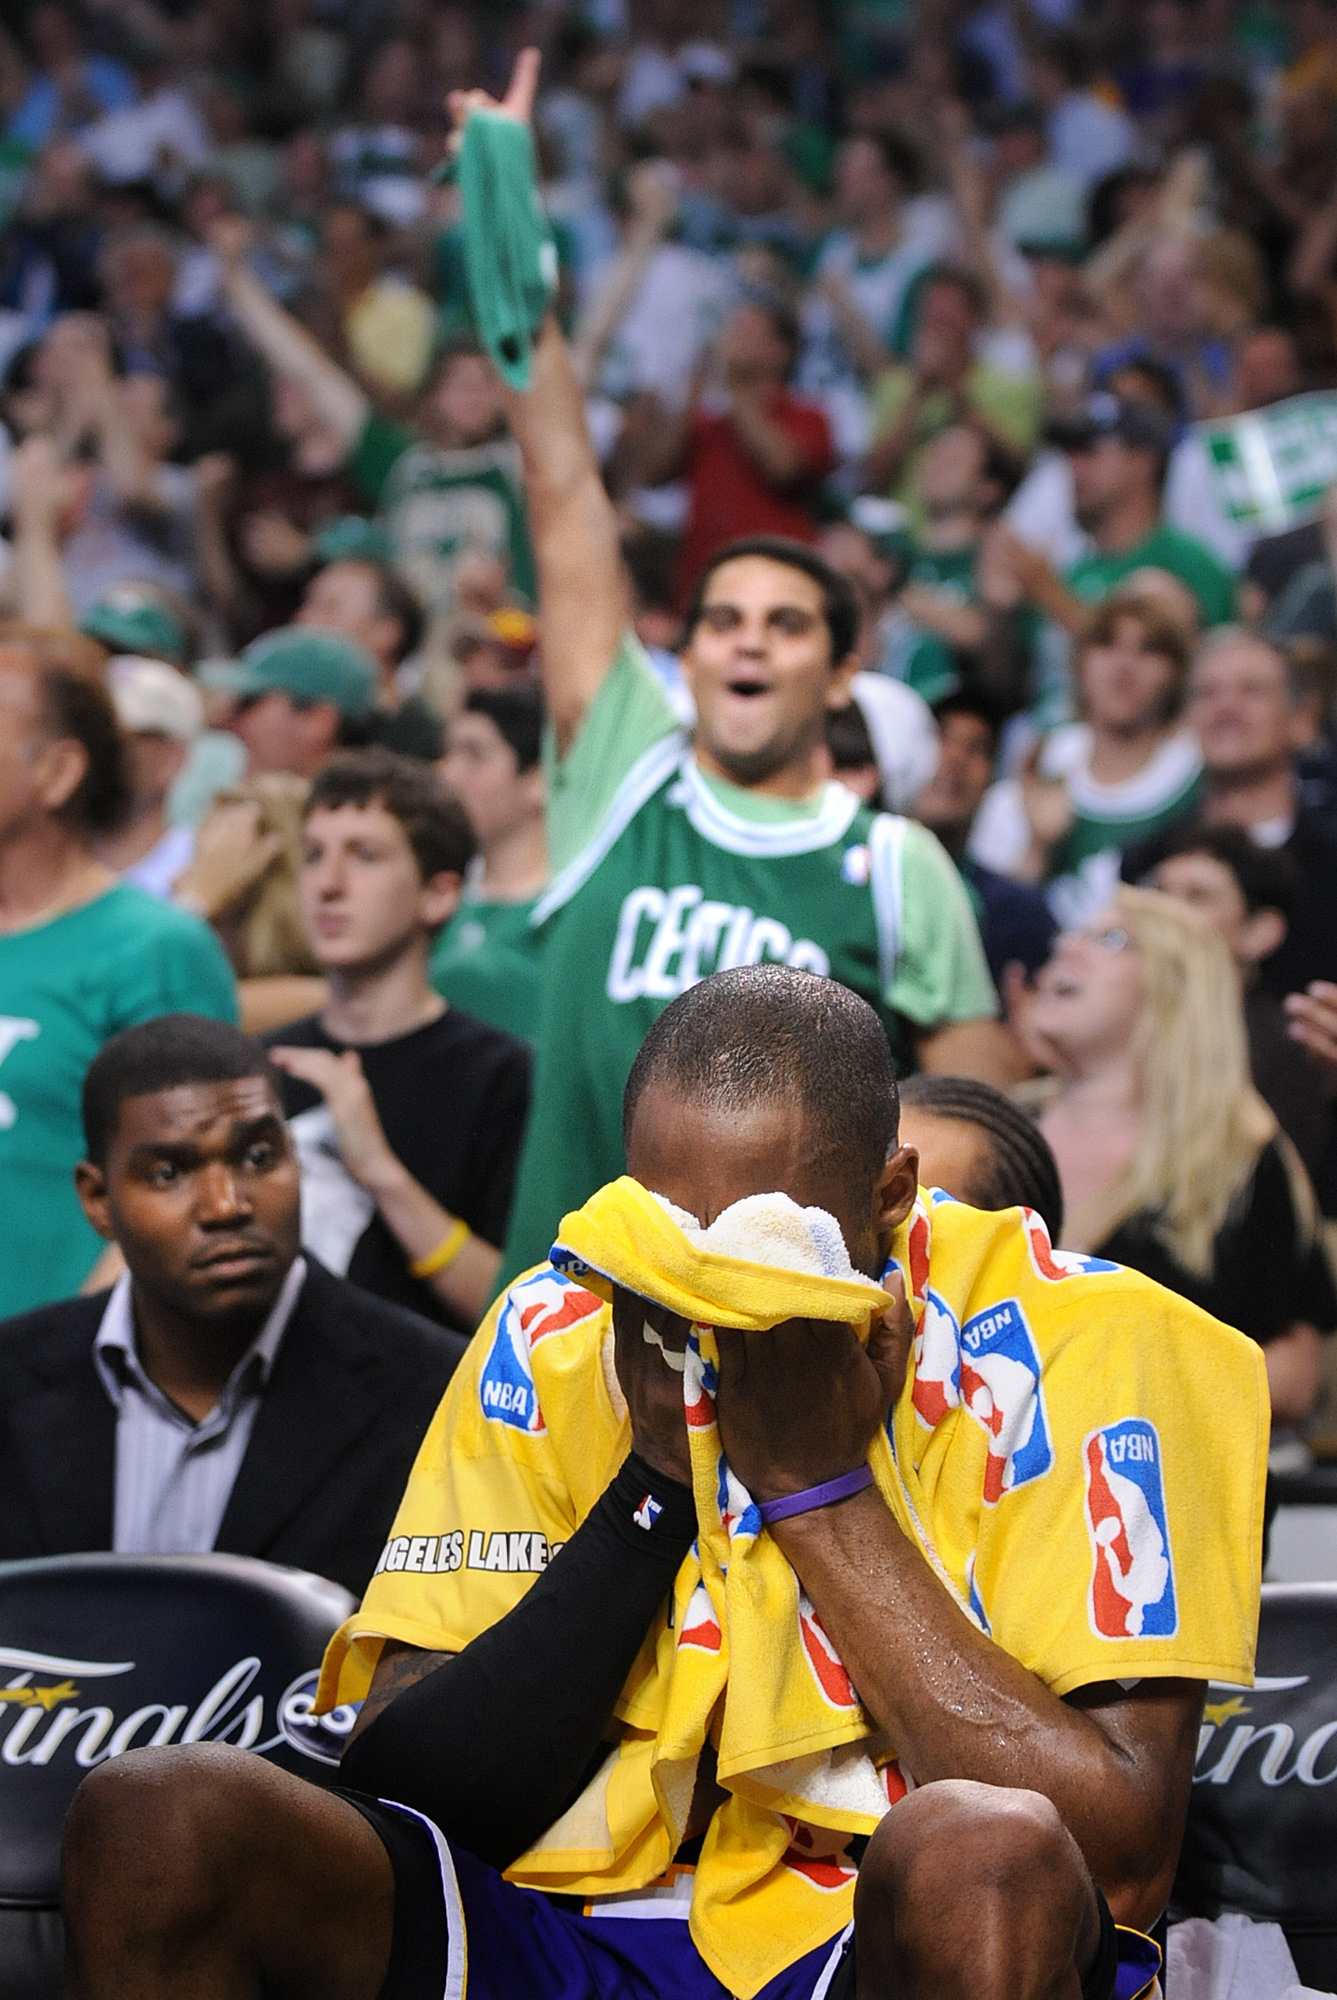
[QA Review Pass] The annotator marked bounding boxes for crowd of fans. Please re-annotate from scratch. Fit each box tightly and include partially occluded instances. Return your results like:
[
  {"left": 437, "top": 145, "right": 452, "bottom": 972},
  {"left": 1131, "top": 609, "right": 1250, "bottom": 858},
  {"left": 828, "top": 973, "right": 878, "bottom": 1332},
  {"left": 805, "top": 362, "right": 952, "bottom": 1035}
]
[{"left": 0, "top": 0, "right": 1336, "bottom": 1576}]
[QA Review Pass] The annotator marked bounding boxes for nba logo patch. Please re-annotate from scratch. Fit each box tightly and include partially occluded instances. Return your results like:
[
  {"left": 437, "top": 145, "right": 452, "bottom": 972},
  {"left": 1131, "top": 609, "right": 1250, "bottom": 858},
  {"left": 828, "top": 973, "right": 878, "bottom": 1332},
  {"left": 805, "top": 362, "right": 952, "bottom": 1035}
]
[
  {"left": 478, "top": 1270, "right": 602, "bottom": 1433},
  {"left": 841, "top": 843, "right": 871, "bottom": 886},
  {"left": 1084, "top": 1420, "right": 1177, "bottom": 1640},
  {"left": 959, "top": 1298, "right": 1054, "bottom": 1502}
]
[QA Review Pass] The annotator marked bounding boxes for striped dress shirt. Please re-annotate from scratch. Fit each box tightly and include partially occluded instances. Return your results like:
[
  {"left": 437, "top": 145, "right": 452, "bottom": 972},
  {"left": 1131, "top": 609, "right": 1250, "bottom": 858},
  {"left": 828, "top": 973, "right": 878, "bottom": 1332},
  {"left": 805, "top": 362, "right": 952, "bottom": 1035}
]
[{"left": 93, "top": 1259, "right": 307, "bottom": 1555}]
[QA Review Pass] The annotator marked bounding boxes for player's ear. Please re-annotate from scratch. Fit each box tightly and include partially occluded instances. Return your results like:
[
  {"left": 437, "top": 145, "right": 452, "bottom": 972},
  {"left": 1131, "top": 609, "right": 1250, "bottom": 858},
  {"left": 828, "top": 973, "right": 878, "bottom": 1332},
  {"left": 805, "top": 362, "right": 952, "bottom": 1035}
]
[{"left": 873, "top": 1143, "right": 918, "bottom": 1244}]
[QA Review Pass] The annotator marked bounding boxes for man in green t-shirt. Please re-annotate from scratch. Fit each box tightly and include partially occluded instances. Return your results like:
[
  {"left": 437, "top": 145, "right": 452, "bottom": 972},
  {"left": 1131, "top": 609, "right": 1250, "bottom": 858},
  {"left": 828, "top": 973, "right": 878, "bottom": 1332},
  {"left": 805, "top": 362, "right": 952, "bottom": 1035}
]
[
  {"left": 214, "top": 222, "right": 535, "bottom": 618},
  {"left": 462, "top": 91, "right": 1012, "bottom": 1281},
  {"left": 985, "top": 392, "right": 1234, "bottom": 731},
  {"left": 995, "top": 393, "right": 1236, "bottom": 638},
  {"left": 0, "top": 637, "right": 237, "bottom": 1316}
]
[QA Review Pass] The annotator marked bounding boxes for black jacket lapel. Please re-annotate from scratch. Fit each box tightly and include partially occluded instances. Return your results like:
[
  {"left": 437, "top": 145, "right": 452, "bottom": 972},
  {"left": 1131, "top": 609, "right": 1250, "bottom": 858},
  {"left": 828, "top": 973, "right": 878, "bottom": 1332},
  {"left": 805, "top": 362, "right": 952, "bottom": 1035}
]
[{"left": 214, "top": 1263, "right": 385, "bottom": 1559}]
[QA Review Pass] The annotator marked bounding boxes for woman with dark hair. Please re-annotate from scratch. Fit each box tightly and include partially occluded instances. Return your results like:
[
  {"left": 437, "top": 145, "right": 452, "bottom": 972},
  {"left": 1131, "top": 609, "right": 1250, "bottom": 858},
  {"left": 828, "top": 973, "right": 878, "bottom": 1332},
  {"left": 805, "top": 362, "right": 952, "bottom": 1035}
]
[
  {"left": 0, "top": 631, "right": 236, "bottom": 1316},
  {"left": 898, "top": 1071, "right": 1065, "bottom": 1239}
]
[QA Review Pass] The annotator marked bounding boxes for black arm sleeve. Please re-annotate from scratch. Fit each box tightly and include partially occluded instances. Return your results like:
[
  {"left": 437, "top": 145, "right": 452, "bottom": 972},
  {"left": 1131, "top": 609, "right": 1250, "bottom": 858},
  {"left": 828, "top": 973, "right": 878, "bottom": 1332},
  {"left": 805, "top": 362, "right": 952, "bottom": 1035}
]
[{"left": 340, "top": 1452, "right": 698, "bottom": 1868}]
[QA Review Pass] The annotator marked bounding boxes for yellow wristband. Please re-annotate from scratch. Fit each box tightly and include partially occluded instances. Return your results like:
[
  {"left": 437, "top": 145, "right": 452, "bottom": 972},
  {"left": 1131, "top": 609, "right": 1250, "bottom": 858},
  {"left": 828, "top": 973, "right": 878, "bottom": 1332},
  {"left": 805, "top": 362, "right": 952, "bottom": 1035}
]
[{"left": 410, "top": 1217, "right": 471, "bottom": 1280}]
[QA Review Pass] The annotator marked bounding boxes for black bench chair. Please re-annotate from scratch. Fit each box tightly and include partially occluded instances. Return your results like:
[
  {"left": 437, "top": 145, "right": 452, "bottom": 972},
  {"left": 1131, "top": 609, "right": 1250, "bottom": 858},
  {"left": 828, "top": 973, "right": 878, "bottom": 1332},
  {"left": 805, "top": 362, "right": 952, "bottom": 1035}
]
[
  {"left": 0, "top": 1552, "right": 356, "bottom": 2000},
  {"left": 1175, "top": 1580, "right": 1337, "bottom": 1992}
]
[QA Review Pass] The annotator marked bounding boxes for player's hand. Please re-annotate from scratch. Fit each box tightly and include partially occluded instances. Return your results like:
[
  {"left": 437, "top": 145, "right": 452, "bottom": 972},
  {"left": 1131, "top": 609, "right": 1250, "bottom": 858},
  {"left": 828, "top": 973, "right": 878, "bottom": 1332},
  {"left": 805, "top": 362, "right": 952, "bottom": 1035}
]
[
  {"left": 713, "top": 1274, "right": 912, "bottom": 1502},
  {"left": 446, "top": 45, "right": 541, "bottom": 149},
  {"left": 268, "top": 1045, "right": 403, "bottom": 1193},
  {"left": 611, "top": 1286, "right": 693, "bottom": 1487}
]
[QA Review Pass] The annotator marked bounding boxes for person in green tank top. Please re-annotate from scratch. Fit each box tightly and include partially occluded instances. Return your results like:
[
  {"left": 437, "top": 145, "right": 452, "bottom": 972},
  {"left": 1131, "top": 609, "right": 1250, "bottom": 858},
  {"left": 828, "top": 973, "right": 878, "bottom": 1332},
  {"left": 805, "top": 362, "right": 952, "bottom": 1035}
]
[
  {"left": 432, "top": 684, "right": 548, "bottom": 1043},
  {"left": 444, "top": 63, "right": 1013, "bottom": 1282},
  {"left": 0, "top": 637, "right": 237, "bottom": 1317}
]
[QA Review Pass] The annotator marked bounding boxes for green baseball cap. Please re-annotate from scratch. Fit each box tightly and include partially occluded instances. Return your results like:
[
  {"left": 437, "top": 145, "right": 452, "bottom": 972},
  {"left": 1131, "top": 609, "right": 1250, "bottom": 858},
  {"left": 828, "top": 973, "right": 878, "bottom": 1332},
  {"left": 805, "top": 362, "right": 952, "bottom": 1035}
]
[
  {"left": 200, "top": 626, "right": 378, "bottom": 720},
  {"left": 81, "top": 590, "right": 188, "bottom": 663},
  {"left": 310, "top": 514, "right": 390, "bottom": 565}
]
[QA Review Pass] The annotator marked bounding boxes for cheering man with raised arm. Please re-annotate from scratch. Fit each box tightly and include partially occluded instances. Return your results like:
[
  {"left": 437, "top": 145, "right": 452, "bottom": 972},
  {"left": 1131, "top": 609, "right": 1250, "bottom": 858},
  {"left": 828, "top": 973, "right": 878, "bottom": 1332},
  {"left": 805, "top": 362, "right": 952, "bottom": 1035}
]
[{"left": 439, "top": 58, "right": 1011, "bottom": 1276}]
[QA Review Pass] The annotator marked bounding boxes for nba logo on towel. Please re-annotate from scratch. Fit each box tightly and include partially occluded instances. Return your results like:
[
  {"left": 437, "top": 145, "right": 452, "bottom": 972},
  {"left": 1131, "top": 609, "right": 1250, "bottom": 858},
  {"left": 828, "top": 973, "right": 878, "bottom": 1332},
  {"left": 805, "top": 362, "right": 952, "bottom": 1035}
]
[
  {"left": 1022, "top": 1209, "right": 1118, "bottom": 1281},
  {"left": 959, "top": 1299, "right": 1053, "bottom": 1502},
  {"left": 478, "top": 1270, "right": 602, "bottom": 1434},
  {"left": 678, "top": 1580, "right": 722, "bottom": 1652},
  {"left": 1084, "top": 1421, "right": 1177, "bottom": 1640}
]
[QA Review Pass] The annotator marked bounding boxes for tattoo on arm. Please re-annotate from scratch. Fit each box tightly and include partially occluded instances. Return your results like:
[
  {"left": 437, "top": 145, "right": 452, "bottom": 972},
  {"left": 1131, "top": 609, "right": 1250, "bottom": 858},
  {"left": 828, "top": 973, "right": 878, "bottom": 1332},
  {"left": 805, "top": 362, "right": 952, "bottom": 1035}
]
[{"left": 346, "top": 1640, "right": 455, "bottom": 1746}]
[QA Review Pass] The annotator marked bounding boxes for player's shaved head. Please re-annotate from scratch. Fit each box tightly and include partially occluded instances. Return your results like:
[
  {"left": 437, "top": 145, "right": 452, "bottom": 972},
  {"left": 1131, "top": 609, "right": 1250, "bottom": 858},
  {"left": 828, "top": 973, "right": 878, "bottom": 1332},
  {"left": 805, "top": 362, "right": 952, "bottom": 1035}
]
[{"left": 623, "top": 966, "right": 900, "bottom": 1225}]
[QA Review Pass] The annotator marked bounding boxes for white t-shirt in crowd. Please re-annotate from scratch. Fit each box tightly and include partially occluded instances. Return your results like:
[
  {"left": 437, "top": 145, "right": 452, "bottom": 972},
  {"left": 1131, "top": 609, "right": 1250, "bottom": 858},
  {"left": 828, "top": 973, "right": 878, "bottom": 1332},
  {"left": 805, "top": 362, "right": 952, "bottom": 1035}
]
[
  {"left": 122, "top": 824, "right": 196, "bottom": 903},
  {"left": 78, "top": 89, "right": 209, "bottom": 185}
]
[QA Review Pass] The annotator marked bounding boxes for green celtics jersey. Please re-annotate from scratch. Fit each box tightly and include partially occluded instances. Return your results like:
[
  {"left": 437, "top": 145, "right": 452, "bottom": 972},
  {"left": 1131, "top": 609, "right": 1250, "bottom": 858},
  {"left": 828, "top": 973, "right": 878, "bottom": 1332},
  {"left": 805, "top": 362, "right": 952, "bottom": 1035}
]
[
  {"left": 348, "top": 413, "right": 537, "bottom": 614},
  {"left": 430, "top": 892, "right": 544, "bottom": 1044},
  {"left": 0, "top": 885, "right": 237, "bottom": 1317},
  {"left": 500, "top": 639, "right": 996, "bottom": 1278}
]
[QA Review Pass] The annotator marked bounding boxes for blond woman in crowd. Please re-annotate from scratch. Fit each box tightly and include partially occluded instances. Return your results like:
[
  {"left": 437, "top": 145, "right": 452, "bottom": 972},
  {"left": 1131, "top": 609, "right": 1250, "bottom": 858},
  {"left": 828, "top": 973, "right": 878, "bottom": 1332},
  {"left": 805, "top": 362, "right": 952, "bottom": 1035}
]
[{"left": 1025, "top": 885, "right": 1334, "bottom": 1424}]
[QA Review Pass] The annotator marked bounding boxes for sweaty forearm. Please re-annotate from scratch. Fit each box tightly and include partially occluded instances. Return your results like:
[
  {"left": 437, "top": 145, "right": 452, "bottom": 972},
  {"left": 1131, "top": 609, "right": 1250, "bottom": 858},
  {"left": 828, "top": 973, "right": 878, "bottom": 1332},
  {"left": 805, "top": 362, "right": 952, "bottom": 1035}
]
[
  {"left": 773, "top": 1486, "right": 1181, "bottom": 1905},
  {"left": 341, "top": 1452, "right": 696, "bottom": 1867}
]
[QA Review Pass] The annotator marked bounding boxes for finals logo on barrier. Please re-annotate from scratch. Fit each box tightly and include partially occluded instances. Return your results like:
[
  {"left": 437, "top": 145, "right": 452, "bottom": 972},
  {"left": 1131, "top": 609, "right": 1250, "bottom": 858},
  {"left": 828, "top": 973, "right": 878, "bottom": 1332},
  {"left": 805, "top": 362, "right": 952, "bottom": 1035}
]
[
  {"left": 0, "top": 1561, "right": 355, "bottom": 1908},
  {"left": 0, "top": 1647, "right": 357, "bottom": 1774}
]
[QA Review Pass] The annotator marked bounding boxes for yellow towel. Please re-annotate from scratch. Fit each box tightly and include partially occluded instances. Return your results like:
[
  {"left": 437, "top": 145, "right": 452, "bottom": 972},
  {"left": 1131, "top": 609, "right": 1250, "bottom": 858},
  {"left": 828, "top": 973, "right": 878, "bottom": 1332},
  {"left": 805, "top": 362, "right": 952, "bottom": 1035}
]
[
  {"left": 553, "top": 1174, "right": 895, "bottom": 1328},
  {"left": 320, "top": 1183, "right": 1267, "bottom": 1999}
]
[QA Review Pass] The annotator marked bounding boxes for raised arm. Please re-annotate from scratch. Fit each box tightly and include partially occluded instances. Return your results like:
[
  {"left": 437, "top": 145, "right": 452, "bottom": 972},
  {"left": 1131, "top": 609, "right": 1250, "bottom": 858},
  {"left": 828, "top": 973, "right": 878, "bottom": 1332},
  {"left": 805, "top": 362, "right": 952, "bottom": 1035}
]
[
  {"left": 211, "top": 219, "right": 369, "bottom": 455},
  {"left": 7, "top": 436, "right": 77, "bottom": 630},
  {"left": 571, "top": 160, "right": 680, "bottom": 389},
  {"left": 501, "top": 317, "right": 631, "bottom": 752},
  {"left": 451, "top": 51, "right": 630, "bottom": 755}
]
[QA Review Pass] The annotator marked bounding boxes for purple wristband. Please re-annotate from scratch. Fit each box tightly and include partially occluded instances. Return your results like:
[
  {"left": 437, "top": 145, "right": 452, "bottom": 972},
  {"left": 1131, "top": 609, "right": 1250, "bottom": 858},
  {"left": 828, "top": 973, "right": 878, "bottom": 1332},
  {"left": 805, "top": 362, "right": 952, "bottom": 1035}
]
[{"left": 755, "top": 1464, "right": 874, "bottom": 1526}]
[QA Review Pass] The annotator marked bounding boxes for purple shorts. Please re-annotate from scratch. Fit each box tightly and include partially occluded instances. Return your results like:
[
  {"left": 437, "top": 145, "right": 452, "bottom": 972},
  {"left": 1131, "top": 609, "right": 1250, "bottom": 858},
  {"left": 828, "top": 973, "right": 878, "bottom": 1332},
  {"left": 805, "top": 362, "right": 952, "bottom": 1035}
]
[{"left": 340, "top": 1792, "right": 1159, "bottom": 2000}]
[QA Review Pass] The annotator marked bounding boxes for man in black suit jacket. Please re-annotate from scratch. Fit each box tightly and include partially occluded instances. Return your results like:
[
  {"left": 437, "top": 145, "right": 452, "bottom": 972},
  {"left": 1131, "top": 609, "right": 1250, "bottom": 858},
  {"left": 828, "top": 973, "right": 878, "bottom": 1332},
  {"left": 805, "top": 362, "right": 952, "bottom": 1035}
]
[{"left": 0, "top": 1015, "right": 465, "bottom": 1599}]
